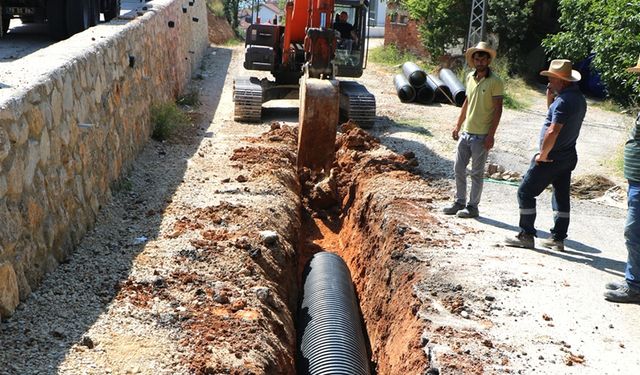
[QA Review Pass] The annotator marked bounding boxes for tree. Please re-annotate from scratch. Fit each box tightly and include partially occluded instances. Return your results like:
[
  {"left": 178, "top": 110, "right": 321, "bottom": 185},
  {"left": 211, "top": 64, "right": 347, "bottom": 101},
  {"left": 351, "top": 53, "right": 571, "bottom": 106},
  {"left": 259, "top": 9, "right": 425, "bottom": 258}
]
[
  {"left": 486, "top": 0, "right": 535, "bottom": 62},
  {"left": 223, "top": 0, "right": 241, "bottom": 30},
  {"left": 543, "top": 0, "right": 640, "bottom": 104},
  {"left": 400, "top": 0, "right": 537, "bottom": 65}
]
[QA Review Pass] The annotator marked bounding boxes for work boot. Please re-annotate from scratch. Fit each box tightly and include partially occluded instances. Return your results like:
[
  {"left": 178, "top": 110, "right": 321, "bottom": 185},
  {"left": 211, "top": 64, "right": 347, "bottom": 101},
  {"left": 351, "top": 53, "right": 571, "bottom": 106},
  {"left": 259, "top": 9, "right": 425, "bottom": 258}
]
[
  {"left": 605, "top": 280, "right": 627, "bottom": 290},
  {"left": 604, "top": 285, "right": 640, "bottom": 303},
  {"left": 456, "top": 205, "right": 479, "bottom": 218},
  {"left": 504, "top": 231, "right": 535, "bottom": 249},
  {"left": 443, "top": 202, "right": 465, "bottom": 215},
  {"left": 539, "top": 237, "right": 564, "bottom": 251}
]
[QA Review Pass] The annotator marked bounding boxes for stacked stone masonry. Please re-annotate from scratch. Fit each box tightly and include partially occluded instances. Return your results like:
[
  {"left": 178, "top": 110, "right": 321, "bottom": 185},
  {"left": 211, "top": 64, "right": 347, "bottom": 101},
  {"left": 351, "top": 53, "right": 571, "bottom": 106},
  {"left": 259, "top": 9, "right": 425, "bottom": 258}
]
[{"left": 0, "top": 0, "right": 208, "bottom": 317}]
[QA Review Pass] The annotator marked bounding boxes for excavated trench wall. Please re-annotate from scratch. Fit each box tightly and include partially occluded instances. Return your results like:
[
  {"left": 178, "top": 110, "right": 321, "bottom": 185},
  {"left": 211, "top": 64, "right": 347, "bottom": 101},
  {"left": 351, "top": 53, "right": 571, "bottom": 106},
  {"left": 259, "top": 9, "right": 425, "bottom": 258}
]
[{"left": 0, "top": 0, "right": 208, "bottom": 317}]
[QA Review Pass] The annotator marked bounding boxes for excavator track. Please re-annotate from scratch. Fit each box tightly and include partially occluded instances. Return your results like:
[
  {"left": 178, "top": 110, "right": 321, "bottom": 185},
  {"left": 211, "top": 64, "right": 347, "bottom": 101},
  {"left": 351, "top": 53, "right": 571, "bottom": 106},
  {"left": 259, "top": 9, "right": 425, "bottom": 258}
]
[
  {"left": 233, "top": 77, "right": 263, "bottom": 122},
  {"left": 339, "top": 81, "right": 376, "bottom": 129}
]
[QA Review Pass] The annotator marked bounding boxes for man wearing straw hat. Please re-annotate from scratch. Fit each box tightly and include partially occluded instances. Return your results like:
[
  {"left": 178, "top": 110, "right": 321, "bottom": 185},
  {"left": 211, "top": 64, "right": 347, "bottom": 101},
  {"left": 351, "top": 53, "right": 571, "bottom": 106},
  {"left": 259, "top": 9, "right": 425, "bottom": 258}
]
[
  {"left": 443, "top": 41, "right": 504, "bottom": 218},
  {"left": 603, "top": 55, "right": 640, "bottom": 303},
  {"left": 505, "top": 59, "right": 586, "bottom": 250}
]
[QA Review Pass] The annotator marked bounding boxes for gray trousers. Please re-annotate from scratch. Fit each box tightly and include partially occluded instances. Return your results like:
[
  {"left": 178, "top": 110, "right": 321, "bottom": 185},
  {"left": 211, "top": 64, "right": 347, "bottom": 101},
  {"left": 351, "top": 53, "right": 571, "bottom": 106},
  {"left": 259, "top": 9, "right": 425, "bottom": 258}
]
[{"left": 454, "top": 132, "right": 489, "bottom": 208}]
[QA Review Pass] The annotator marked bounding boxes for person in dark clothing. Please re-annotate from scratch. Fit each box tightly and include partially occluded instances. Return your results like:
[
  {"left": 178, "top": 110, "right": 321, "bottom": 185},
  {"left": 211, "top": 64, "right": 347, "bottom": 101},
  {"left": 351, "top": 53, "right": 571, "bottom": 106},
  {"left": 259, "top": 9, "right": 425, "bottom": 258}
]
[
  {"left": 504, "top": 59, "right": 586, "bottom": 250},
  {"left": 603, "top": 55, "right": 640, "bottom": 303},
  {"left": 333, "top": 11, "right": 358, "bottom": 52}
]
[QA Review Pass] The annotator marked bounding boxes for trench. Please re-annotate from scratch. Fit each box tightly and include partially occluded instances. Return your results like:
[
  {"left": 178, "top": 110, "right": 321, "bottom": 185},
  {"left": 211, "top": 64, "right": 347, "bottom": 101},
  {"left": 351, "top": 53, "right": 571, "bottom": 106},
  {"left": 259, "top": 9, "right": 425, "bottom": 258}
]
[{"left": 292, "top": 123, "right": 430, "bottom": 374}]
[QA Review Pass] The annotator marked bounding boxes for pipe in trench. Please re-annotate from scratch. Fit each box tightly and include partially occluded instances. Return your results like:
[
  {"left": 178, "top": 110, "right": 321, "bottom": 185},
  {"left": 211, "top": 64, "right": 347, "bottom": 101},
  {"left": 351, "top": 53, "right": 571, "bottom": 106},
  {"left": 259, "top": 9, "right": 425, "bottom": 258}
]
[
  {"left": 439, "top": 68, "right": 466, "bottom": 107},
  {"left": 297, "top": 252, "right": 371, "bottom": 375},
  {"left": 394, "top": 73, "right": 416, "bottom": 103},
  {"left": 401, "top": 61, "right": 426, "bottom": 88}
]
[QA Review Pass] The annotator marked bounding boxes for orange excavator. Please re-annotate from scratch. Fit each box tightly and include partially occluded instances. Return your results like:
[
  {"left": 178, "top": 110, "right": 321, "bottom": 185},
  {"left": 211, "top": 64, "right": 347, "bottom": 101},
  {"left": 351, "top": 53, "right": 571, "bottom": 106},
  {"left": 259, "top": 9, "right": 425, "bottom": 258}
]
[{"left": 233, "top": 0, "right": 376, "bottom": 172}]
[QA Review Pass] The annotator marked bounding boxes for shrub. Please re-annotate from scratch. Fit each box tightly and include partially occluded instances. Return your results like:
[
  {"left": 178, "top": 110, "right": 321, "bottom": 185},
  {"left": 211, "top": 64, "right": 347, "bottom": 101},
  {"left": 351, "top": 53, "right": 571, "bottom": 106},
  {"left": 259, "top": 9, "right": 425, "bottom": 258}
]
[
  {"left": 369, "top": 45, "right": 432, "bottom": 68},
  {"left": 543, "top": 0, "right": 640, "bottom": 105},
  {"left": 151, "top": 102, "right": 190, "bottom": 141}
]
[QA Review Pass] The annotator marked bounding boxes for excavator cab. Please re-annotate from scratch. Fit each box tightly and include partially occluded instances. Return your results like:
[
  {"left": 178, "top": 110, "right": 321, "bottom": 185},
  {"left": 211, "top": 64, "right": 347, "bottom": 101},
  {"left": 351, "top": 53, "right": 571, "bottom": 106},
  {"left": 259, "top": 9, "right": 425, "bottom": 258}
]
[
  {"left": 235, "top": 0, "right": 375, "bottom": 129},
  {"left": 333, "top": 0, "right": 369, "bottom": 78}
]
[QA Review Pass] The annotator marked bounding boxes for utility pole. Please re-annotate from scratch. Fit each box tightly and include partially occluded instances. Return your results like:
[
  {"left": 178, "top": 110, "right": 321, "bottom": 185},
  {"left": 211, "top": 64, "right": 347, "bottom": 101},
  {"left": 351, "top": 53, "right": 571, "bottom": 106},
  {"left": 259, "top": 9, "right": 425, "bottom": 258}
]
[{"left": 466, "top": 0, "right": 487, "bottom": 48}]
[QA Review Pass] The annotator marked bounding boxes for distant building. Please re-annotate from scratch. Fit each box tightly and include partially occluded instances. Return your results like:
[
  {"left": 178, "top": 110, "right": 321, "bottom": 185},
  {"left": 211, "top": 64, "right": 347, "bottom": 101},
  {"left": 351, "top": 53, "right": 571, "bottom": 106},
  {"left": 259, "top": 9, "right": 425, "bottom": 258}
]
[
  {"left": 247, "top": 1, "right": 283, "bottom": 25},
  {"left": 384, "top": 4, "right": 429, "bottom": 57},
  {"left": 369, "top": 0, "right": 387, "bottom": 28}
]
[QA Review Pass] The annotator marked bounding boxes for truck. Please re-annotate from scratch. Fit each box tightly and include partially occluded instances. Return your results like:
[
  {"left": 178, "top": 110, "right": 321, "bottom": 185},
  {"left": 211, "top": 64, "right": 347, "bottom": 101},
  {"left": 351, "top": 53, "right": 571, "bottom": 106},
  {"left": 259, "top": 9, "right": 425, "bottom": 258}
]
[{"left": 1, "top": 0, "right": 121, "bottom": 39}]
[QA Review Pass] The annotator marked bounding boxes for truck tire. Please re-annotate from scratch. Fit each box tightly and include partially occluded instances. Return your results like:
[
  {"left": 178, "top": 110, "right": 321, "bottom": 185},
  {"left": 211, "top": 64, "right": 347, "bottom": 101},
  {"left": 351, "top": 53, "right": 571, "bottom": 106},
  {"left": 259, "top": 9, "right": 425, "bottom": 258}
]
[
  {"left": 65, "top": 0, "right": 91, "bottom": 36},
  {"left": 103, "top": 0, "right": 121, "bottom": 22},
  {"left": 47, "top": 1, "right": 68, "bottom": 39}
]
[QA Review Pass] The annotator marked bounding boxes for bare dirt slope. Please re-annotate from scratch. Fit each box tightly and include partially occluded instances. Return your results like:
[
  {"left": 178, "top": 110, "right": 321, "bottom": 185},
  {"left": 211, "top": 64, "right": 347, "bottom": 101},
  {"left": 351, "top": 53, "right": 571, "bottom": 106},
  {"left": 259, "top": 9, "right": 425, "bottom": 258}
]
[{"left": 1, "top": 39, "right": 639, "bottom": 375}]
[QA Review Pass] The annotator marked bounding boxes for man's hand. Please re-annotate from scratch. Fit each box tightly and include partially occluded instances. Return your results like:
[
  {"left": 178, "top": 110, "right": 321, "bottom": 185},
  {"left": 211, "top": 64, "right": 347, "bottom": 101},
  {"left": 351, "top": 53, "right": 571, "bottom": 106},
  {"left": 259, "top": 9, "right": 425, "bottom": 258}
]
[
  {"left": 535, "top": 153, "right": 553, "bottom": 164},
  {"left": 452, "top": 128, "right": 460, "bottom": 140},
  {"left": 484, "top": 134, "right": 495, "bottom": 150}
]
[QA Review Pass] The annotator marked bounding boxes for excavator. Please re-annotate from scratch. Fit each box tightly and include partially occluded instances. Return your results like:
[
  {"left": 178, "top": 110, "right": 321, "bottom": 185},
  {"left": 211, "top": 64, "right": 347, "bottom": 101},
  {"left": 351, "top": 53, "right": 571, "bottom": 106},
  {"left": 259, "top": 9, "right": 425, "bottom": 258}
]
[{"left": 234, "top": 0, "right": 376, "bottom": 172}]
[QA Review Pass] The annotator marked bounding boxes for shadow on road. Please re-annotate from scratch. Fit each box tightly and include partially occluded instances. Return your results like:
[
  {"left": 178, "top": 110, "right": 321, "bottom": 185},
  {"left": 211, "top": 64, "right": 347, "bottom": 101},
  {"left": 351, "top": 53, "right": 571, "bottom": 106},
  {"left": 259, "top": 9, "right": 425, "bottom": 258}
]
[{"left": 476, "top": 215, "right": 626, "bottom": 278}]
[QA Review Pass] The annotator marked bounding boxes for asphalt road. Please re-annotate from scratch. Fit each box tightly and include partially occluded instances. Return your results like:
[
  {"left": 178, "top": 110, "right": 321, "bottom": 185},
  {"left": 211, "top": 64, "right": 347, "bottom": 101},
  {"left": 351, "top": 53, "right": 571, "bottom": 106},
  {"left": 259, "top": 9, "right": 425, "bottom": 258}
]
[{"left": 0, "top": 0, "right": 150, "bottom": 62}]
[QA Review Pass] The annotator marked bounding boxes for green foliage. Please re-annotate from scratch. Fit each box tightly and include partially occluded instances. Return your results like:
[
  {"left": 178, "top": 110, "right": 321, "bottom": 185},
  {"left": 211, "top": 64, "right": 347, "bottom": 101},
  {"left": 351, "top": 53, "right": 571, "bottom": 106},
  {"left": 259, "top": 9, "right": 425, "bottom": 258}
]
[
  {"left": 207, "top": 0, "right": 226, "bottom": 18},
  {"left": 112, "top": 178, "right": 132, "bottom": 193},
  {"left": 486, "top": 0, "right": 535, "bottom": 62},
  {"left": 222, "top": 0, "right": 241, "bottom": 30},
  {"left": 368, "top": 45, "right": 432, "bottom": 69},
  {"left": 399, "top": 0, "right": 536, "bottom": 68},
  {"left": 543, "top": 0, "right": 640, "bottom": 105},
  {"left": 151, "top": 102, "right": 190, "bottom": 141},
  {"left": 402, "top": 0, "right": 471, "bottom": 59}
]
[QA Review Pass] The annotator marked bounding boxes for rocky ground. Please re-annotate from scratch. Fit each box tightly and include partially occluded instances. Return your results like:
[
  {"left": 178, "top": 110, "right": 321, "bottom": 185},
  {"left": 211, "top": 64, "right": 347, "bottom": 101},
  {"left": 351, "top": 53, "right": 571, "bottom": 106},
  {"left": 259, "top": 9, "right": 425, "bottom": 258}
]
[{"left": 1, "top": 36, "right": 639, "bottom": 375}]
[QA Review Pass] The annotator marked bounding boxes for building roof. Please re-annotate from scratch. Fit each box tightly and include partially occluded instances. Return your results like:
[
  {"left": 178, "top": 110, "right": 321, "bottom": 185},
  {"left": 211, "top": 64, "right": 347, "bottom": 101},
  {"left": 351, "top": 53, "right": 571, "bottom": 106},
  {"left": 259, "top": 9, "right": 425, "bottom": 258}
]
[{"left": 262, "top": 2, "right": 283, "bottom": 15}]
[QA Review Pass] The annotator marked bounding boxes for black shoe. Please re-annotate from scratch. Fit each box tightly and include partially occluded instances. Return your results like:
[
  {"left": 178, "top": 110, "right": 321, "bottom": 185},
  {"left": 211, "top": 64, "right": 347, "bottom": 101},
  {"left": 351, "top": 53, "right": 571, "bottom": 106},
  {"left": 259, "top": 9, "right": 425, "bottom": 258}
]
[
  {"left": 504, "top": 232, "right": 535, "bottom": 249},
  {"left": 443, "top": 202, "right": 465, "bottom": 215},
  {"left": 605, "top": 280, "right": 627, "bottom": 290},
  {"left": 539, "top": 237, "right": 564, "bottom": 251},
  {"left": 456, "top": 205, "right": 479, "bottom": 218},
  {"left": 604, "top": 286, "right": 640, "bottom": 303}
]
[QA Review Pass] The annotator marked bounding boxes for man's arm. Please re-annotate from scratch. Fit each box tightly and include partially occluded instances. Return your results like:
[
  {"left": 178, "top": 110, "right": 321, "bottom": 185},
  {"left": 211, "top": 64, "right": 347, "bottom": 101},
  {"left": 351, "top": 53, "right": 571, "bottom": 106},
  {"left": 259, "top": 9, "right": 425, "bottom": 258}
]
[
  {"left": 453, "top": 98, "right": 468, "bottom": 140},
  {"left": 484, "top": 96, "right": 503, "bottom": 150},
  {"left": 537, "top": 122, "right": 564, "bottom": 163}
]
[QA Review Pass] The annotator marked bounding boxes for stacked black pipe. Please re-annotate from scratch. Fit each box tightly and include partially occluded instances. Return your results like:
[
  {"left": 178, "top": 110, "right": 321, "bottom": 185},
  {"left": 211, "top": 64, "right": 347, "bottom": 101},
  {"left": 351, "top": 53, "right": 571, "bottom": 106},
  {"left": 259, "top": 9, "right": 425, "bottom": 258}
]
[
  {"left": 394, "top": 62, "right": 466, "bottom": 107},
  {"left": 297, "top": 252, "right": 371, "bottom": 375},
  {"left": 395, "top": 62, "right": 435, "bottom": 104}
]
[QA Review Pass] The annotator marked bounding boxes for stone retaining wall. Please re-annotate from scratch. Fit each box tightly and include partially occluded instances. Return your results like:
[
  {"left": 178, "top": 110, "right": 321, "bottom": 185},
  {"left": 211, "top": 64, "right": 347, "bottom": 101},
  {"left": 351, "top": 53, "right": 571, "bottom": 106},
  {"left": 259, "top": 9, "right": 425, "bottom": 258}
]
[{"left": 0, "top": 0, "right": 208, "bottom": 317}]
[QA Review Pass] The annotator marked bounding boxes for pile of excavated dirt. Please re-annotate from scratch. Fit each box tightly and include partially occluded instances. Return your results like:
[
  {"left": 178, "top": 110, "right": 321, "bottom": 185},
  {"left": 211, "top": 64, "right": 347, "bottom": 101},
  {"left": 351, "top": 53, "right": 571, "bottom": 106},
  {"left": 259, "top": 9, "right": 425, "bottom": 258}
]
[{"left": 570, "top": 174, "right": 616, "bottom": 200}]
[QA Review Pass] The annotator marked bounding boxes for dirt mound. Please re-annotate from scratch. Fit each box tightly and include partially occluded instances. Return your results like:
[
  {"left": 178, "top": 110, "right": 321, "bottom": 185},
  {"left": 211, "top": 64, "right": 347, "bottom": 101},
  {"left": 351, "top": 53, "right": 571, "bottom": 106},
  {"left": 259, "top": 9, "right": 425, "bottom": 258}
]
[
  {"left": 570, "top": 174, "right": 616, "bottom": 200},
  {"left": 207, "top": 10, "right": 236, "bottom": 44}
]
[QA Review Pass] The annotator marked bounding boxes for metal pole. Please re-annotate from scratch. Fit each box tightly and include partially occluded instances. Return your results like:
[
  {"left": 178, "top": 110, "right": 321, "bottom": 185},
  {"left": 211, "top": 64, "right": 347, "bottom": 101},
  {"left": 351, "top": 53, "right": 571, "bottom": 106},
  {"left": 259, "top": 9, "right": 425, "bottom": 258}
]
[{"left": 466, "top": 0, "right": 486, "bottom": 48}]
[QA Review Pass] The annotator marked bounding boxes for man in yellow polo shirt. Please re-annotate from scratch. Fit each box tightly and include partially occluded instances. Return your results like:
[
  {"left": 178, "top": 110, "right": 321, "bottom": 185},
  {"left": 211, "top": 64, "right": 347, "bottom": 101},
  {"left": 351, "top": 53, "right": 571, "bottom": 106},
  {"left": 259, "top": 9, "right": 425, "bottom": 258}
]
[{"left": 443, "top": 41, "right": 504, "bottom": 218}]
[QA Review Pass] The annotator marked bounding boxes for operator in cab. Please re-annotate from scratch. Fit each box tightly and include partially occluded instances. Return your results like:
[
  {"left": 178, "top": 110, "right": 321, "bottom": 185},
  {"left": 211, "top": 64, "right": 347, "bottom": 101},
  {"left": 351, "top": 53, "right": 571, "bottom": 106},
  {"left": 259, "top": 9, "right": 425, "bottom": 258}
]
[{"left": 333, "top": 11, "right": 358, "bottom": 52}]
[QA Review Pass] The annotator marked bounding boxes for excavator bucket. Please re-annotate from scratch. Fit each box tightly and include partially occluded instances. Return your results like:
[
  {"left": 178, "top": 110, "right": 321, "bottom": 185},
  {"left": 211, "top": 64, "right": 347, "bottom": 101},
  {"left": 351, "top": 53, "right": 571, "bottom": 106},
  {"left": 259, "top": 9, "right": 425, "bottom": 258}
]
[{"left": 297, "top": 76, "right": 340, "bottom": 173}]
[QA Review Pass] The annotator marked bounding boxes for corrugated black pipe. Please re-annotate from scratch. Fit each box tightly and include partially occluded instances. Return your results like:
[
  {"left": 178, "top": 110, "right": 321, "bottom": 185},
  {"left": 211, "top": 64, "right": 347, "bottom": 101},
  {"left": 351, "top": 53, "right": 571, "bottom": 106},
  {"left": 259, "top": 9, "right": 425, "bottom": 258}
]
[
  {"left": 439, "top": 68, "right": 466, "bottom": 107},
  {"left": 401, "top": 61, "right": 426, "bottom": 88},
  {"left": 427, "top": 74, "right": 453, "bottom": 104},
  {"left": 394, "top": 74, "right": 416, "bottom": 103},
  {"left": 415, "top": 85, "right": 435, "bottom": 104},
  {"left": 297, "top": 252, "right": 371, "bottom": 375}
]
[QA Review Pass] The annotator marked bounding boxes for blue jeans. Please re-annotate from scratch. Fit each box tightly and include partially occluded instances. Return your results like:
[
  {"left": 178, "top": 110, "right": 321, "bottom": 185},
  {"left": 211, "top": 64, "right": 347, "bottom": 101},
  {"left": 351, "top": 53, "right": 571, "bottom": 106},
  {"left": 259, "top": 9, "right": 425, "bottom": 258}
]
[
  {"left": 517, "top": 153, "right": 577, "bottom": 239},
  {"left": 454, "top": 132, "right": 488, "bottom": 208},
  {"left": 625, "top": 180, "right": 640, "bottom": 292}
]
